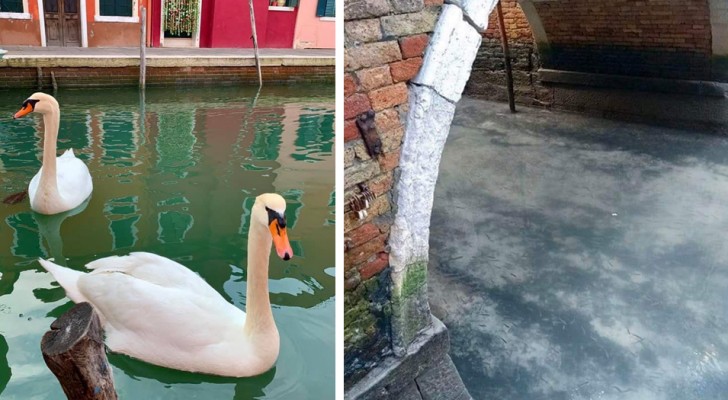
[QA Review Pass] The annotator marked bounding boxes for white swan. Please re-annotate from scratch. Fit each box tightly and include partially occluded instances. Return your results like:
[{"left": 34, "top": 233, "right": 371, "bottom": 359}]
[
  {"left": 38, "top": 193, "right": 293, "bottom": 377},
  {"left": 13, "top": 92, "right": 92, "bottom": 215}
]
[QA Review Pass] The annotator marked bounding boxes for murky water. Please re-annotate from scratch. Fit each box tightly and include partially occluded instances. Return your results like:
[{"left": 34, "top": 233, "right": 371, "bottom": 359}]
[
  {"left": 0, "top": 86, "right": 334, "bottom": 399},
  {"left": 430, "top": 98, "right": 728, "bottom": 400}
]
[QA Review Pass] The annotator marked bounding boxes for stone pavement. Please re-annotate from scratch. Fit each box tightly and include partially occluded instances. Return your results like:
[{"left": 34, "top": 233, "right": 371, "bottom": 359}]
[
  {"left": 0, "top": 46, "right": 334, "bottom": 67},
  {"left": 346, "top": 317, "right": 472, "bottom": 400}
]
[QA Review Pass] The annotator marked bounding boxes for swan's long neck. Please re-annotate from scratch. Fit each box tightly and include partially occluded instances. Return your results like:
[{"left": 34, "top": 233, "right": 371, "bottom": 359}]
[
  {"left": 39, "top": 108, "right": 60, "bottom": 199},
  {"left": 243, "top": 221, "right": 275, "bottom": 336}
]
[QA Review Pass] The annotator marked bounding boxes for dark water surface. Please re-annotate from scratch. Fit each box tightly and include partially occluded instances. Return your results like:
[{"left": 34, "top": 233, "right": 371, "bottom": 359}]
[
  {"left": 430, "top": 98, "right": 728, "bottom": 400},
  {"left": 0, "top": 85, "right": 334, "bottom": 399}
]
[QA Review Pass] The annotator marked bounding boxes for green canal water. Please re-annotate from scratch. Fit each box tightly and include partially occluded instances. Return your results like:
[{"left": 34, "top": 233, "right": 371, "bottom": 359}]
[{"left": 0, "top": 85, "right": 335, "bottom": 399}]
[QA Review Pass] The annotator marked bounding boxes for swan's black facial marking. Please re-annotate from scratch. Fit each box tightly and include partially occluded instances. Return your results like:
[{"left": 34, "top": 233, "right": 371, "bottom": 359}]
[
  {"left": 265, "top": 206, "right": 286, "bottom": 234},
  {"left": 22, "top": 99, "right": 39, "bottom": 110}
]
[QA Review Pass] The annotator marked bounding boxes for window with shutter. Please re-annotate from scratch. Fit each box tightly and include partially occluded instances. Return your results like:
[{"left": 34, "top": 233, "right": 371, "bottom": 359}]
[
  {"left": 99, "top": 0, "right": 132, "bottom": 16},
  {"left": 0, "top": 0, "right": 24, "bottom": 13},
  {"left": 315, "top": 0, "right": 334, "bottom": 17}
]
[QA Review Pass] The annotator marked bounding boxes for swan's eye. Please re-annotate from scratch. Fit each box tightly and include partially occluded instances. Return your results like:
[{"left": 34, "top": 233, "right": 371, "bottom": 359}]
[
  {"left": 21, "top": 99, "right": 39, "bottom": 110},
  {"left": 265, "top": 206, "right": 286, "bottom": 229}
]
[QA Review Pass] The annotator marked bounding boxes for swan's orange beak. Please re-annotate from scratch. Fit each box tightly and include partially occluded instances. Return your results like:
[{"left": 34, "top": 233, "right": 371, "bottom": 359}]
[
  {"left": 13, "top": 104, "right": 32, "bottom": 119},
  {"left": 269, "top": 220, "right": 293, "bottom": 261}
]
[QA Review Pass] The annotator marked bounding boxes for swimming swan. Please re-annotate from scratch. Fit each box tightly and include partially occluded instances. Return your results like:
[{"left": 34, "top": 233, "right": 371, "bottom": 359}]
[
  {"left": 13, "top": 92, "right": 92, "bottom": 215},
  {"left": 38, "top": 193, "right": 293, "bottom": 377}
]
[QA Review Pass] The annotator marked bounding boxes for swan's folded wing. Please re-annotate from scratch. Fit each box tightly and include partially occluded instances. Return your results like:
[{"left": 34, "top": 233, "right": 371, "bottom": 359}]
[
  {"left": 78, "top": 271, "right": 246, "bottom": 352},
  {"left": 85, "top": 252, "right": 224, "bottom": 302},
  {"left": 55, "top": 154, "right": 92, "bottom": 206}
]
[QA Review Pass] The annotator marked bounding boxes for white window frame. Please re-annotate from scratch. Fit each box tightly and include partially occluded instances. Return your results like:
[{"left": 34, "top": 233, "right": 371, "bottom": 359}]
[
  {"left": 268, "top": 5, "right": 294, "bottom": 11},
  {"left": 319, "top": 16, "right": 334, "bottom": 21},
  {"left": 0, "top": 0, "right": 30, "bottom": 19},
  {"left": 95, "top": 0, "right": 138, "bottom": 23}
]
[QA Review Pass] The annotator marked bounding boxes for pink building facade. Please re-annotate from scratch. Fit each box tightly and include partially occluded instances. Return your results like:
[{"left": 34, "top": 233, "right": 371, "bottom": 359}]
[{"left": 0, "top": 0, "right": 334, "bottom": 48}]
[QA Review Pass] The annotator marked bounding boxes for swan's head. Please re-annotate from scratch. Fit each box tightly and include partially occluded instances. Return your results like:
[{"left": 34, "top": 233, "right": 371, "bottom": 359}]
[
  {"left": 13, "top": 92, "right": 58, "bottom": 119},
  {"left": 254, "top": 193, "right": 293, "bottom": 261}
]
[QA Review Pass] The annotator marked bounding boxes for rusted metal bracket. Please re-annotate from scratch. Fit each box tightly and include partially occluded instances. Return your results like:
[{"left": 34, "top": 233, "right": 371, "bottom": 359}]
[
  {"left": 356, "top": 110, "right": 382, "bottom": 158},
  {"left": 346, "top": 183, "right": 376, "bottom": 220}
]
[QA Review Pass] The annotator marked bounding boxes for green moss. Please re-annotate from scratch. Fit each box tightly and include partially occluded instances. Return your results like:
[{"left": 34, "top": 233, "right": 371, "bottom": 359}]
[
  {"left": 391, "top": 261, "right": 430, "bottom": 348},
  {"left": 397, "top": 261, "right": 427, "bottom": 299}
]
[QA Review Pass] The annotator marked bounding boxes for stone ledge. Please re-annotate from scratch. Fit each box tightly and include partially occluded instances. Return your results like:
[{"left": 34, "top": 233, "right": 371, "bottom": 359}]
[
  {"left": 346, "top": 315, "right": 471, "bottom": 400},
  {"left": 539, "top": 68, "right": 728, "bottom": 98},
  {"left": 0, "top": 56, "right": 335, "bottom": 68}
]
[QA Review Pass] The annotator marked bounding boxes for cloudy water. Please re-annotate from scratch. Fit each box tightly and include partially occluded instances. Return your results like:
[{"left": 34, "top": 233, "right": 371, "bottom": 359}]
[{"left": 430, "top": 97, "right": 728, "bottom": 400}]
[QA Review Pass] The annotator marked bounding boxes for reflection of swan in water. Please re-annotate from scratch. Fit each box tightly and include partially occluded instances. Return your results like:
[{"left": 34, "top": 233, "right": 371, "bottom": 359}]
[
  {"left": 0, "top": 334, "right": 10, "bottom": 395},
  {"left": 33, "top": 197, "right": 90, "bottom": 266},
  {"left": 107, "top": 352, "right": 275, "bottom": 399}
]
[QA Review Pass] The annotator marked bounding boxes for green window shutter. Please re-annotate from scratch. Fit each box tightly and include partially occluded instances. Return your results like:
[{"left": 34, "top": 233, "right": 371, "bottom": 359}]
[
  {"left": 324, "top": 0, "right": 334, "bottom": 17},
  {"left": 286, "top": 0, "right": 298, "bottom": 7},
  {"left": 315, "top": 0, "right": 326, "bottom": 17},
  {"left": 0, "top": 0, "right": 24, "bottom": 12},
  {"left": 100, "top": 0, "right": 132, "bottom": 16},
  {"left": 117, "top": 0, "right": 132, "bottom": 16}
]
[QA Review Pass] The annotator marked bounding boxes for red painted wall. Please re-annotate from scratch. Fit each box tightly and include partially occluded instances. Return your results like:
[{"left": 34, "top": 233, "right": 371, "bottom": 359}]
[
  {"left": 151, "top": 0, "right": 162, "bottom": 47},
  {"left": 199, "top": 0, "right": 215, "bottom": 47},
  {"left": 200, "top": 0, "right": 270, "bottom": 48},
  {"left": 266, "top": 9, "right": 297, "bottom": 48}
]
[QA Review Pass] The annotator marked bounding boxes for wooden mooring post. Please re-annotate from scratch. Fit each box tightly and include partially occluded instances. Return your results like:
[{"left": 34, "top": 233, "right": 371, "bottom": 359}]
[
  {"left": 248, "top": 0, "right": 263, "bottom": 88},
  {"left": 41, "top": 302, "right": 117, "bottom": 400},
  {"left": 496, "top": 0, "right": 516, "bottom": 113},
  {"left": 139, "top": 6, "right": 147, "bottom": 90}
]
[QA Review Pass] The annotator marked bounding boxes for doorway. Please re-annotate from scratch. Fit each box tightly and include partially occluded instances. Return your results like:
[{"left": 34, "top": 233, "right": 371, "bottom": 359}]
[
  {"left": 160, "top": 0, "right": 201, "bottom": 47},
  {"left": 43, "top": 0, "right": 81, "bottom": 46}
]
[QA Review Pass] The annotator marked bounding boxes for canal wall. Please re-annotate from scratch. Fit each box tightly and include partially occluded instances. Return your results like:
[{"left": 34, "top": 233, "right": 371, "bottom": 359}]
[{"left": 0, "top": 51, "right": 334, "bottom": 88}]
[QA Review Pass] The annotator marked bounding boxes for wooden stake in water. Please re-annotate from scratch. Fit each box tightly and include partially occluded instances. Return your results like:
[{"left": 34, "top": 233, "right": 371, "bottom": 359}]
[
  {"left": 140, "top": 6, "right": 147, "bottom": 90},
  {"left": 41, "top": 302, "right": 117, "bottom": 400},
  {"left": 497, "top": 0, "right": 516, "bottom": 113},
  {"left": 248, "top": 0, "right": 263, "bottom": 88}
]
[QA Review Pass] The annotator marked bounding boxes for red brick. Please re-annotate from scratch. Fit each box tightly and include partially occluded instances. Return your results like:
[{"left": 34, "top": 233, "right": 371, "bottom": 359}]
[
  {"left": 345, "top": 119, "right": 360, "bottom": 142},
  {"left": 368, "top": 172, "right": 394, "bottom": 197},
  {"left": 347, "top": 223, "right": 380, "bottom": 247},
  {"left": 356, "top": 65, "right": 393, "bottom": 92},
  {"left": 345, "top": 93, "right": 371, "bottom": 120},
  {"left": 345, "top": 234, "right": 386, "bottom": 266},
  {"left": 399, "top": 34, "right": 430, "bottom": 59},
  {"left": 375, "top": 108, "right": 402, "bottom": 134},
  {"left": 359, "top": 252, "right": 389, "bottom": 280},
  {"left": 345, "top": 74, "right": 357, "bottom": 97},
  {"left": 368, "top": 83, "right": 408, "bottom": 111},
  {"left": 379, "top": 148, "right": 401, "bottom": 171},
  {"left": 390, "top": 57, "right": 423, "bottom": 83}
]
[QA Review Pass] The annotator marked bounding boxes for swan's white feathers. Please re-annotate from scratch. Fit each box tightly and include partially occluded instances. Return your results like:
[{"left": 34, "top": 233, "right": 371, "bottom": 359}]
[
  {"left": 40, "top": 256, "right": 254, "bottom": 376},
  {"left": 29, "top": 149, "right": 93, "bottom": 214}
]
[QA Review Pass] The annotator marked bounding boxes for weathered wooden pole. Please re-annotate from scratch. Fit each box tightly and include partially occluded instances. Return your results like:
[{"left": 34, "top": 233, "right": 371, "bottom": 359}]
[
  {"left": 50, "top": 71, "right": 58, "bottom": 93},
  {"left": 496, "top": 0, "right": 516, "bottom": 113},
  {"left": 247, "top": 0, "right": 263, "bottom": 88},
  {"left": 41, "top": 302, "right": 117, "bottom": 400},
  {"left": 139, "top": 6, "right": 147, "bottom": 90}
]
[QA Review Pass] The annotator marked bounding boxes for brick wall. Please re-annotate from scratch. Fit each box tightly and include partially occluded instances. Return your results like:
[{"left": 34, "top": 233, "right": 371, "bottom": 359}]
[
  {"left": 0, "top": 66, "right": 334, "bottom": 89},
  {"left": 464, "top": 0, "right": 550, "bottom": 105},
  {"left": 466, "top": 0, "right": 719, "bottom": 107},
  {"left": 344, "top": 0, "right": 440, "bottom": 384},
  {"left": 535, "top": 0, "right": 712, "bottom": 80}
]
